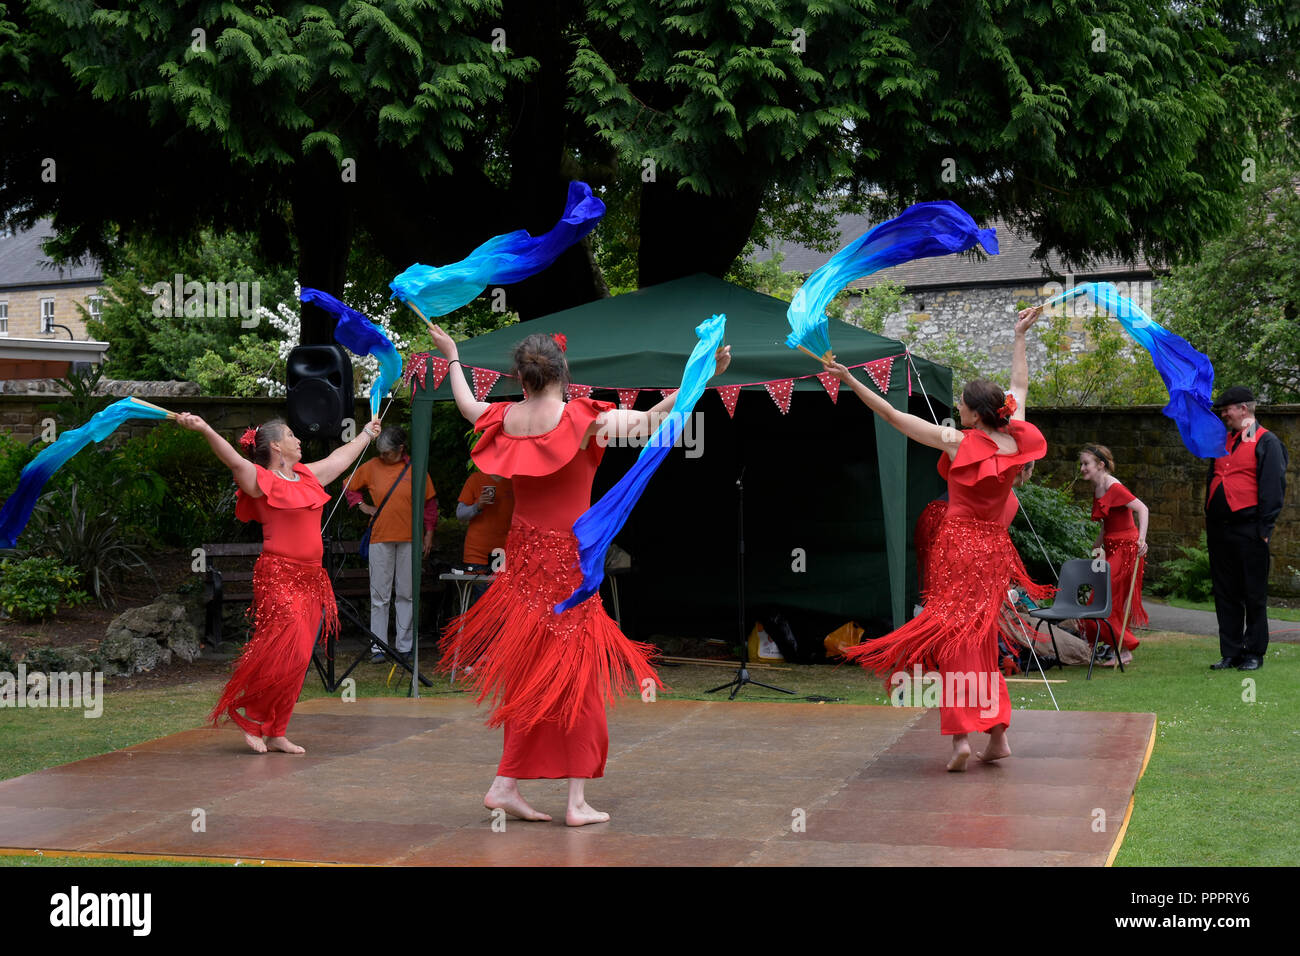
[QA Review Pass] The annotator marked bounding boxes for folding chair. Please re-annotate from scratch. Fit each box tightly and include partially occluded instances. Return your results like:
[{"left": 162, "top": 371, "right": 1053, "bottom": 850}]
[{"left": 1028, "top": 559, "right": 1123, "bottom": 680}]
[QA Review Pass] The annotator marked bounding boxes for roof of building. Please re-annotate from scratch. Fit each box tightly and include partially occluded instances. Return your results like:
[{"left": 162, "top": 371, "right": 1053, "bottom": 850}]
[
  {"left": 755, "top": 212, "right": 1157, "bottom": 290},
  {"left": 0, "top": 219, "right": 103, "bottom": 289}
]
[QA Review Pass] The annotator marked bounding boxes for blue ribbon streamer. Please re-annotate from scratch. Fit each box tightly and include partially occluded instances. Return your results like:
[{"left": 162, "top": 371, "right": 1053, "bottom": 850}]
[
  {"left": 300, "top": 288, "right": 403, "bottom": 420},
  {"left": 786, "top": 200, "right": 998, "bottom": 357},
  {"left": 1045, "top": 282, "right": 1226, "bottom": 457},
  {"left": 555, "top": 314, "right": 728, "bottom": 613},
  {"left": 0, "top": 397, "right": 170, "bottom": 549},
  {"left": 389, "top": 181, "right": 605, "bottom": 318}
]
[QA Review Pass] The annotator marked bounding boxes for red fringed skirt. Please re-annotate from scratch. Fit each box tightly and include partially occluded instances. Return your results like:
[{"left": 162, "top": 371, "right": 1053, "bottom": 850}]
[
  {"left": 439, "top": 520, "right": 661, "bottom": 778},
  {"left": 846, "top": 516, "right": 1055, "bottom": 735},
  {"left": 209, "top": 553, "right": 338, "bottom": 738},
  {"left": 1079, "top": 534, "right": 1146, "bottom": 651}
]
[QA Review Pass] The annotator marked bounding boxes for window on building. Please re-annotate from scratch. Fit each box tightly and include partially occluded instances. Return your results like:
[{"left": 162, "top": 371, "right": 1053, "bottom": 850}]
[
  {"left": 0, "top": 302, "right": 8, "bottom": 334},
  {"left": 88, "top": 295, "right": 103, "bottom": 326},
  {"left": 41, "top": 298, "right": 55, "bottom": 333}
]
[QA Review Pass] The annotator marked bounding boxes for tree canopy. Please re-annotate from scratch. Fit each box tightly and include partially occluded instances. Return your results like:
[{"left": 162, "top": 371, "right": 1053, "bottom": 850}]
[{"left": 1, "top": 1, "right": 1293, "bottom": 344}]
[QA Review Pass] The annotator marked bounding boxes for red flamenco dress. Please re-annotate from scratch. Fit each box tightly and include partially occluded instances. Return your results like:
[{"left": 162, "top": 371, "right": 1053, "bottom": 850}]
[
  {"left": 439, "top": 398, "right": 662, "bottom": 779},
  {"left": 209, "top": 464, "right": 337, "bottom": 738},
  {"left": 1079, "top": 482, "right": 1145, "bottom": 652},
  {"left": 845, "top": 422, "right": 1054, "bottom": 735}
]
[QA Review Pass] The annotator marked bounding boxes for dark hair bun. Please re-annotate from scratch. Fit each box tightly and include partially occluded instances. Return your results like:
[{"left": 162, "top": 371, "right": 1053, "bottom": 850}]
[{"left": 511, "top": 333, "right": 568, "bottom": 394}]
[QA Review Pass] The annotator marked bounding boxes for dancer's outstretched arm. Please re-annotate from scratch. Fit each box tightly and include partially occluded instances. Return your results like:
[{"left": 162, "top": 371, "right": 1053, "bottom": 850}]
[
  {"left": 308, "top": 419, "right": 382, "bottom": 485},
  {"left": 175, "top": 413, "right": 260, "bottom": 496},
  {"left": 1010, "top": 306, "right": 1041, "bottom": 420},
  {"left": 429, "top": 323, "right": 490, "bottom": 424},
  {"left": 822, "top": 362, "right": 961, "bottom": 454},
  {"left": 596, "top": 346, "right": 732, "bottom": 442}
]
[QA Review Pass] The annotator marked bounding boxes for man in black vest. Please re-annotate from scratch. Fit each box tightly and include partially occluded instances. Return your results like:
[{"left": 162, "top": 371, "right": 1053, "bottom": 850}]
[{"left": 1206, "top": 387, "right": 1289, "bottom": 671}]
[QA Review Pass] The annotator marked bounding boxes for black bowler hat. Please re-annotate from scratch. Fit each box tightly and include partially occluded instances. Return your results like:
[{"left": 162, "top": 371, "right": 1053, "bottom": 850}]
[{"left": 1212, "top": 386, "right": 1255, "bottom": 408}]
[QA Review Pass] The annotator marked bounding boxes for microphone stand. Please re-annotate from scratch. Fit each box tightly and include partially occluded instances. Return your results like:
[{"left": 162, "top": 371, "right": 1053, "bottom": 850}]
[{"left": 708, "top": 466, "right": 794, "bottom": 700}]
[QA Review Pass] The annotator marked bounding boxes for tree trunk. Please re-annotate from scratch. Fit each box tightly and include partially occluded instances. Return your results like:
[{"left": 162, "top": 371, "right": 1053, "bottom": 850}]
[
  {"left": 638, "top": 177, "right": 763, "bottom": 287},
  {"left": 293, "top": 158, "right": 355, "bottom": 345}
]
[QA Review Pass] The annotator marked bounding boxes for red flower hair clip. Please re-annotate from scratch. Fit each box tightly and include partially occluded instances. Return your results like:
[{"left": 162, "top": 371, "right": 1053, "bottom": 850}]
[
  {"left": 551, "top": 332, "right": 567, "bottom": 352},
  {"left": 997, "top": 393, "right": 1018, "bottom": 420},
  {"left": 239, "top": 427, "right": 258, "bottom": 453}
]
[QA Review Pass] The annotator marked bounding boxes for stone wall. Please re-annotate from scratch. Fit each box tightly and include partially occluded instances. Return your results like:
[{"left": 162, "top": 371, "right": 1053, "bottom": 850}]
[
  {"left": 0, "top": 394, "right": 373, "bottom": 443},
  {"left": 1026, "top": 405, "right": 1300, "bottom": 598},
  {"left": 855, "top": 278, "right": 1160, "bottom": 377}
]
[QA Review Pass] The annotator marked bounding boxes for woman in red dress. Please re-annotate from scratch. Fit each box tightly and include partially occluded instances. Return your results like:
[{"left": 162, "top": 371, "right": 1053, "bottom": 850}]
[
  {"left": 177, "top": 412, "right": 381, "bottom": 753},
  {"left": 824, "top": 308, "right": 1052, "bottom": 771},
  {"left": 1078, "top": 443, "right": 1149, "bottom": 665},
  {"left": 430, "top": 326, "right": 729, "bottom": 825}
]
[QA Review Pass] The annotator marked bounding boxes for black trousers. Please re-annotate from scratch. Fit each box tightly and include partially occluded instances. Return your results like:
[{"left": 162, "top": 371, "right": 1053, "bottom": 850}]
[{"left": 1206, "top": 520, "right": 1271, "bottom": 660}]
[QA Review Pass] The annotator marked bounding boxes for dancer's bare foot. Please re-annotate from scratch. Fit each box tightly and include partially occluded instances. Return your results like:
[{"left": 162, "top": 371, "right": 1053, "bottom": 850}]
[
  {"left": 976, "top": 727, "right": 1011, "bottom": 762},
  {"left": 484, "top": 784, "right": 552, "bottom": 822},
  {"left": 947, "top": 736, "right": 971, "bottom": 772},
  {"left": 243, "top": 732, "right": 267, "bottom": 754},
  {"left": 566, "top": 802, "right": 611, "bottom": 827},
  {"left": 265, "top": 736, "right": 305, "bottom": 754}
]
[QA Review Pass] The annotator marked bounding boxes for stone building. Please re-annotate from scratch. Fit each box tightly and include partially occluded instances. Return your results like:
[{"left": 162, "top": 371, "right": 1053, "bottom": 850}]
[
  {"left": 757, "top": 213, "right": 1158, "bottom": 377},
  {"left": 0, "top": 219, "right": 109, "bottom": 378}
]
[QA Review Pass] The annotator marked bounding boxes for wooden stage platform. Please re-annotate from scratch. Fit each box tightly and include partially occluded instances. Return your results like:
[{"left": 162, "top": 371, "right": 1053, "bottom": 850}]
[{"left": 0, "top": 698, "right": 1155, "bottom": 866}]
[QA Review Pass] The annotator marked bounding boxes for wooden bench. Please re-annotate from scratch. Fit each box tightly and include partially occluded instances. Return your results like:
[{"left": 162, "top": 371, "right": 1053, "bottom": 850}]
[{"left": 201, "top": 540, "right": 371, "bottom": 644}]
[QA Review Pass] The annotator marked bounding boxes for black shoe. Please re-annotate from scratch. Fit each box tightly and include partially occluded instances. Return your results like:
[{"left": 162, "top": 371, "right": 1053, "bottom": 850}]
[
  {"left": 1209, "top": 657, "right": 1241, "bottom": 670},
  {"left": 1237, "top": 657, "right": 1263, "bottom": 671}
]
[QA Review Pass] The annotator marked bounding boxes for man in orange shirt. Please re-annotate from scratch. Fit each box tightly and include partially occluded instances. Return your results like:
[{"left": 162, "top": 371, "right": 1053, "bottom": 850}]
[
  {"left": 457, "top": 471, "right": 514, "bottom": 603},
  {"left": 345, "top": 427, "right": 437, "bottom": 661}
]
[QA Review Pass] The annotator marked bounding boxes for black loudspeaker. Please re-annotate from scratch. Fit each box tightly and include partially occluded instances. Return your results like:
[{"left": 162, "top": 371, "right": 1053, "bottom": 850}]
[{"left": 286, "top": 345, "right": 353, "bottom": 439}]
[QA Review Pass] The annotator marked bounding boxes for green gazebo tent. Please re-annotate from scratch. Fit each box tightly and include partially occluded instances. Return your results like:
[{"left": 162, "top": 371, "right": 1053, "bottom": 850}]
[{"left": 406, "top": 274, "right": 952, "bottom": 662}]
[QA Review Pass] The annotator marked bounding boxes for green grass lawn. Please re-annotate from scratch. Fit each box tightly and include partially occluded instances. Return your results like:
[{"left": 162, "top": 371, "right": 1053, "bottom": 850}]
[{"left": 2, "top": 633, "right": 1296, "bottom": 866}]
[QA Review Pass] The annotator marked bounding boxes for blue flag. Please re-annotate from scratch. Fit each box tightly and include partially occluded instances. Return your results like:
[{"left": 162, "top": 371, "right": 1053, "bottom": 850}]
[
  {"left": 301, "top": 288, "right": 403, "bottom": 420},
  {"left": 390, "top": 181, "right": 605, "bottom": 318},
  {"left": 786, "top": 200, "right": 998, "bottom": 358},
  {"left": 555, "top": 314, "right": 728, "bottom": 613},
  {"left": 1046, "top": 283, "right": 1226, "bottom": 457},
  {"left": 0, "top": 397, "right": 171, "bottom": 549}
]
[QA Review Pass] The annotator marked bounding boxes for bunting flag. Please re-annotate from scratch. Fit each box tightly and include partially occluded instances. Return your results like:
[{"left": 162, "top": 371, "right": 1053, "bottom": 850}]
[
  {"left": 765, "top": 379, "right": 795, "bottom": 414},
  {"left": 389, "top": 181, "right": 606, "bottom": 318},
  {"left": 301, "top": 288, "right": 402, "bottom": 419},
  {"left": 567, "top": 383, "right": 593, "bottom": 400},
  {"left": 785, "top": 200, "right": 998, "bottom": 363},
  {"left": 401, "top": 353, "right": 429, "bottom": 391},
  {"left": 472, "top": 368, "right": 501, "bottom": 401},
  {"left": 1046, "top": 282, "right": 1226, "bottom": 457},
  {"left": 659, "top": 388, "right": 677, "bottom": 400},
  {"left": 428, "top": 356, "right": 450, "bottom": 390},
  {"left": 0, "top": 398, "right": 172, "bottom": 548},
  {"left": 863, "top": 355, "right": 895, "bottom": 394},
  {"left": 556, "top": 315, "right": 728, "bottom": 613},
  {"left": 816, "top": 371, "right": 841, "bottom": 403},
  {"left": 618, "top": 389, "right": 640, "bottom": 409},
  {"left": 717, "top": 384, "right": 741, "bottom": 418}
]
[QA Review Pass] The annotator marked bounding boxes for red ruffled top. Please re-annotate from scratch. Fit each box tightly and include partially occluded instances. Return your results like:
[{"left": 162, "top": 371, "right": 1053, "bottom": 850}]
[
  {"left": 471, "top": 398, "right": 617, "bottom": 531},
  {"left": 471, "top": 398, "right": 615, "bottom": 478},
  {"left": 939, "top": 420, "right": 1047, "bottom": 523},
  {"left": 235, "top": 463, "right": 331, "bottom": 563},
  {"left": 1093, "top": 481, "right": 1139, "bottom": 538}
]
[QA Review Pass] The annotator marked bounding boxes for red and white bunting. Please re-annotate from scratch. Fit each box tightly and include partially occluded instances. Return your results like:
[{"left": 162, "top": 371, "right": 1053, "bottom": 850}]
[
  {"left": 401, "top": 353, "right": 429, "bottom": 391},
  {"left": 472, "top": 367, "right": 501, "bottom": 401},
  {"left": 567, "top": 383, "right": 592, "bottom": 400},
  {"left": 716, "top": 385, "right": 741, "bottom": 418},
  {"left": 863, "top": 355, "right": 895, "bottom": 394},
  {"left": 816, "top": 371, "right": 841, "bottom": 404},
  {"left": 764, "top": 379, "right": 794, "bottom": 415},
  {"left": 659, "top": 388, "right": 677, "bottom": 400},
  {"left": 618, "top": 388, "right": 640, "bottom": 409},
  {"left": 428, "top": 355, "right": 449, "bottom": 390}
]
